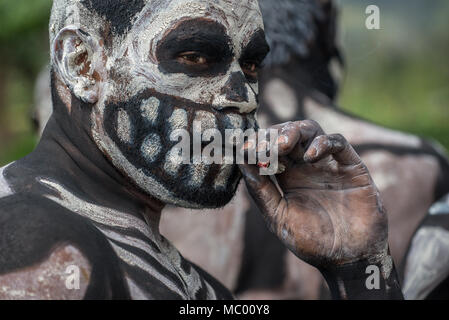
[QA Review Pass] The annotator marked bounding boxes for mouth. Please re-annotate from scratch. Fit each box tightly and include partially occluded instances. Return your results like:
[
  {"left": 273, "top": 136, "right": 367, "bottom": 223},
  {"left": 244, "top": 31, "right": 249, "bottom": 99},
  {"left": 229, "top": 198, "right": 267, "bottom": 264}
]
[{"left": 103, "top": 87, "right": 254, "bottom": 170}]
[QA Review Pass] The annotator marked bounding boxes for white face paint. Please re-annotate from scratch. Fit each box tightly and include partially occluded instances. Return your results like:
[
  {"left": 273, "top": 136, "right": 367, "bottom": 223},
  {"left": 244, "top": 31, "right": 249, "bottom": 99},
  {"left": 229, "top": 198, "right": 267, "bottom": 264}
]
[
  {"left": 120, "top": 0, "right": 263, "bottom": 109},
  {"left": 89, "top": 0, "right": 267, "bottom": 208}
]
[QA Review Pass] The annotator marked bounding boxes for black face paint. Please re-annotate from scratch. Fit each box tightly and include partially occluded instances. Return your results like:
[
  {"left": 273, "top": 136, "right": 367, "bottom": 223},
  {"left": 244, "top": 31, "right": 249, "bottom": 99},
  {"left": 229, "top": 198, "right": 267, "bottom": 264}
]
[
  {"left": 221, "top": 72, "right": 249, "bottom": 103},
  {"left": 81, "top": 0, "right": 146, "bottom": 35},
  {"left": 239, "top": 29, "right": 270, "bottom": 83},
  {"left": 156, "top": 18, "right": 234, "bottom": 77}
]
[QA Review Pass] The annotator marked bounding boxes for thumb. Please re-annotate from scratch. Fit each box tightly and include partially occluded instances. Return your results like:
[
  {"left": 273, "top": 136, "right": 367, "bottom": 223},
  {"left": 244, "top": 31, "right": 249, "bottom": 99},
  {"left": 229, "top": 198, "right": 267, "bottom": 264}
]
[{"left": 238, "top": 163, "right": 283, "bottom": 218}]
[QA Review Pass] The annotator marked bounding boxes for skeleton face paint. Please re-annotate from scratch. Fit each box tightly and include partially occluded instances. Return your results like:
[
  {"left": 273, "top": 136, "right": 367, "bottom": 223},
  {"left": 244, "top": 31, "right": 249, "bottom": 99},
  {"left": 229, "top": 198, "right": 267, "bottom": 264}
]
[{"left": 90, "top": 0, "right": 269, "bottom": 208}]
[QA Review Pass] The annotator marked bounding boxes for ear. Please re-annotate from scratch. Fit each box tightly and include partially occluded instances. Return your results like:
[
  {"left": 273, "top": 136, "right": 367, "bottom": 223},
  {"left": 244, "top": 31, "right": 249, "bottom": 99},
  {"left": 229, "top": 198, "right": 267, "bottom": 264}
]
[{"left": 51, "top": 26, "right": 104, "bottom": 104}]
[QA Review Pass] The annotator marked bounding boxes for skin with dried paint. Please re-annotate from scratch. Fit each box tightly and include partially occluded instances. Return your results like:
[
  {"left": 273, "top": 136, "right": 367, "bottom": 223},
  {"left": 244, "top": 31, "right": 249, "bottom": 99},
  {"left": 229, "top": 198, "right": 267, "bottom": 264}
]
[
  {"left": 162, "top": 0, "right": 449, "bottom": 300},
  {"left": 1, "top": 0, "right": 403, "bottom": 299}
]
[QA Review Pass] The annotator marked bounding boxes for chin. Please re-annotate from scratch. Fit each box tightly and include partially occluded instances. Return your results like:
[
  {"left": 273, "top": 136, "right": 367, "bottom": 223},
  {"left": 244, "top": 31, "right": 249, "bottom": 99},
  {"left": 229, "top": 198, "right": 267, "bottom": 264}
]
[{"left": 164, "top": 166, "right": 243, "bottom": 209}]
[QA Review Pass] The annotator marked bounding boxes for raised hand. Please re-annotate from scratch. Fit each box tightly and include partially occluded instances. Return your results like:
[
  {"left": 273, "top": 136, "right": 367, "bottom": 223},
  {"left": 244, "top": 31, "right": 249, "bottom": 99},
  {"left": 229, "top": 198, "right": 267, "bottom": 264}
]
[{"left": 239, "top": 120, "right": 403, "bottom": 299}]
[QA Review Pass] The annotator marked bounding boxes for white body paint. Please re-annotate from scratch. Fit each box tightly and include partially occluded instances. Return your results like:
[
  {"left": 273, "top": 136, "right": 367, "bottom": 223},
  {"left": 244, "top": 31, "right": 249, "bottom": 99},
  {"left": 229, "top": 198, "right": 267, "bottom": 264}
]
[
  {"left": 0, "top": 164, "right": 13, "bottom": 199},
  {"left": 429, "top": 194, "right": 449, "bottom": 216},
  {"left": 141, "top": 133, "right": 162, "bottom": 163},
  {"left": 141, "top": 97, "right": 160, "bottom": 125},
  {"left": 403, "top": 227, "right": 449, "bottom": 300},
  {"left": 39, "top": 178, "right": 218, "bottom": 300},
  {"left": 263, "top": 78, "right": 298, "bottom": 121},
  {"left": 116, "top": 110, "right": 133, "bottom": 144},
  {"left": 160, "top": 183, "right": 249, "bottom": 290},
  {"left": 303, "top": 95, "right": 421, "bottom": 147},
  {"left": 168, "top": 109, "right": 188, "bottom": 131}
]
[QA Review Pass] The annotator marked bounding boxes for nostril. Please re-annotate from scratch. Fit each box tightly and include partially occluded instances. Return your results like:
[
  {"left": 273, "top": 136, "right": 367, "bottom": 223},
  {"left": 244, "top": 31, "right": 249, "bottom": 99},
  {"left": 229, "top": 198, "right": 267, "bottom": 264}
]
[{"left": 221, "top": 72, "right": 249, "bottom": 103}]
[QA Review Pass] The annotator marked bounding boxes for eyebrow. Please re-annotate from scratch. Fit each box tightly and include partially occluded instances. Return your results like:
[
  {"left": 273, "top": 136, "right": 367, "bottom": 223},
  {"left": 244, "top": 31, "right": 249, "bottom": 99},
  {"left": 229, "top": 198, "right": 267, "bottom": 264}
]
[
  {"left": 156, "top": 18, "right": 233, "bottom": 60},
  {"left": 155, "top": 18, "right": 234, "bottom": 77}
]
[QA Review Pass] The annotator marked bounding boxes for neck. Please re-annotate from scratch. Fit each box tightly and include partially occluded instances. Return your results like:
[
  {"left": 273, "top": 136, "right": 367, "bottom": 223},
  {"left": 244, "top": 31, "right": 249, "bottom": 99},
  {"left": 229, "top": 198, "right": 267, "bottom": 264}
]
[{"left": 31, "top": 94, "right": 165, "bottom": 232}]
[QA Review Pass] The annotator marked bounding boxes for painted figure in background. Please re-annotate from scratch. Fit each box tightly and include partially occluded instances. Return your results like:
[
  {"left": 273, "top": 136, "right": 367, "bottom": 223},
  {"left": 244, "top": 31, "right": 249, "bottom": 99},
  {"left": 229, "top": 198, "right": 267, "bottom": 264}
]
[
  {"left": 28, "top": 0, "right": 449, "bottom": 299},
  {"left": 161, "top": 0, "right": 449, "bottom": 299},
  {"left": 403, "top": 193, "right": 449, "bottom": 299},
  {"left": 0, "top": 0, "right": 403, "bottom": 299}
]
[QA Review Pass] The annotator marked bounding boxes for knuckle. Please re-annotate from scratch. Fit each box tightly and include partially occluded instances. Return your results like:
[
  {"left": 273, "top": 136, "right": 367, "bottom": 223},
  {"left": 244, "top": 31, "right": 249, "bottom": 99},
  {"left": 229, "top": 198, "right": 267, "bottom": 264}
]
[
  {"left": 300, "top": 119, "right": 320, "bottom": 128},
  {"left": 313, "top": 134, "right": 328, "bottom": 144}
]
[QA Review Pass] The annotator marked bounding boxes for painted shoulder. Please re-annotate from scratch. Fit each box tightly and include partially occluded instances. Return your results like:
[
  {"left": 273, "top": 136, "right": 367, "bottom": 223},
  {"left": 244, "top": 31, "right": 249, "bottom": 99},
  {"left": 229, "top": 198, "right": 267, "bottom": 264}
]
[
  {"left": 0, "top": 244, "right": 91, "bottom": 299},
  {"left": 0, "top": 193, "right": 130, "bottom": 299}
]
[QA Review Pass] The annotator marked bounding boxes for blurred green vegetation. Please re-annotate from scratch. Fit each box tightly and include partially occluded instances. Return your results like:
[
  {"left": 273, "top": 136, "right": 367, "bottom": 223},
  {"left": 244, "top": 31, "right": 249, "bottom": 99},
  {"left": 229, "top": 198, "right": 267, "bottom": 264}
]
[
  {"left": 339, "top": 0, "right": 449, "bottom": 149},
  {"left": 0, "top": 0, "right": 448, "bottom": 167},
  {"left": 0, "top": 0, "right": 52, "bottom": 165}
]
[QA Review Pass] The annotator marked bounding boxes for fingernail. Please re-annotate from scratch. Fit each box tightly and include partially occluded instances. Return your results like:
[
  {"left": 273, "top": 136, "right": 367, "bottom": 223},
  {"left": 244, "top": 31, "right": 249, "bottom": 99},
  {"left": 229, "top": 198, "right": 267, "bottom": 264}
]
[
  {"left": 304, "top": 147, "right": 317, "bottom": 162},
  {"left": 276, "top": 135, "right": 288, "bottom": 145}
]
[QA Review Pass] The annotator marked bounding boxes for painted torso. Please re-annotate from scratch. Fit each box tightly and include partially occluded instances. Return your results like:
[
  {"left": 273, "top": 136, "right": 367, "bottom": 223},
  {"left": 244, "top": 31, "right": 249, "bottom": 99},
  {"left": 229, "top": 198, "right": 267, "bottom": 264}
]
[{"left": 0, "top": 154, "right": 233, "bottom": 300}]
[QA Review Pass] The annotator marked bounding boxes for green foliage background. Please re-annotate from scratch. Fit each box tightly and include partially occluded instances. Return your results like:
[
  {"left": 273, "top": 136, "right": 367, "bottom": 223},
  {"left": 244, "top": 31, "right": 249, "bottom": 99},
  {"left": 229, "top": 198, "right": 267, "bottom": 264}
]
[{"left": 0, "top": 0, "right": 448, "bottom": 166}]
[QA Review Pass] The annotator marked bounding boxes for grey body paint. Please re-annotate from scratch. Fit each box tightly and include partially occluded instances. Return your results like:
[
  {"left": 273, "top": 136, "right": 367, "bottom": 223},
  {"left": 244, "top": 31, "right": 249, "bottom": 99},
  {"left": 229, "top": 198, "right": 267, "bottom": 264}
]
[
  {"left": 403, "top": 226, "right": 449, "bottom": 300},
  {"left": 39, "top": 178, "right": 218, "bottom": 300},
  {"left": 430, "top": 194, "right": 449, "bottom": 216},
  {"left": 160, "top": 184, "right": 249, "bottom": 290}
]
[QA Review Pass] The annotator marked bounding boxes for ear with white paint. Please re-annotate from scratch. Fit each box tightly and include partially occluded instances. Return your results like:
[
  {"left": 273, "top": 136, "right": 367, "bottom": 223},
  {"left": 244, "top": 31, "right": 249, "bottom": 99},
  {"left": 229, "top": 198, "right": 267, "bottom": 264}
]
[{"left": 51, "top": 26, "right": 104, "bottom": 104}]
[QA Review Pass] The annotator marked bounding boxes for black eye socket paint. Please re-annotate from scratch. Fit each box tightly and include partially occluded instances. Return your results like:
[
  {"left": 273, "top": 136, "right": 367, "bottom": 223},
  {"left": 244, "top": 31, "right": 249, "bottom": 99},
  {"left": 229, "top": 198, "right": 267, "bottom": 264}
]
[
  {"left": 239, "top": 29, "right": 271, "bottom": 83},
  {"left": 156, "top": 18, "right": 234, "bottom": 77}
]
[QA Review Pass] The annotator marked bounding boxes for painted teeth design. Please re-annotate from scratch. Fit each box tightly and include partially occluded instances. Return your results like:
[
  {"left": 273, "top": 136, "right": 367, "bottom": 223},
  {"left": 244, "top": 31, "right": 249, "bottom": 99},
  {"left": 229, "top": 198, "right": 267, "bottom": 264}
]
[
  {"left": 164, "top": 148, "right": 184, "bottom": 177},
  {"left": 140, "top": 97, "right": 160, "bottom": 125},
  {"left": 194, "top": 111, "right": 217, "bottom": 131},
  {"left": 168, "top": 109, "right": 188, "bottom": 130},
  {"left": 224, "top": 114, "right": 243, "bottom": 130},
  {"left": 141, "top": 133, "right": 162, "bottom": 163},
  {"left": 117, "top": 109, "right": 133, "bottom": 144},
  {"left": 188, "top": 163, "right": 209, "bottom": 189}
]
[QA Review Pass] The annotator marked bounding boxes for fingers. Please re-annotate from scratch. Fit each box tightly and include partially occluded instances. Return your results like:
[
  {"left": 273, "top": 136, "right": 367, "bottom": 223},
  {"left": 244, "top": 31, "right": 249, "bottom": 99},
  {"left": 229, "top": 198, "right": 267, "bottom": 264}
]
[
  {"left": 238, "top": 163, "right": 283, "bottom": 214},
  {"left": 288, "top": 120, "right": 326, "bottom": 162},
  {"left": 304, "top": 133, "right": 362, "bottom": 166},
  {"left": 243, "top": 120, "right": 325, "bottom": 162},
  {"left": 241, "top": 120, "right": 358, "bottom": 169}
]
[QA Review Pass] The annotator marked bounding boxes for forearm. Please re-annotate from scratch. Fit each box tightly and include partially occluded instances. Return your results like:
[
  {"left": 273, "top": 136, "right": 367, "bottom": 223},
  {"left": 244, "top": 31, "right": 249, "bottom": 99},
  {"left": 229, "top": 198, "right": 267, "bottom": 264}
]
[{"left": 320, "top": 254, "right": 404, "bottom": 300}]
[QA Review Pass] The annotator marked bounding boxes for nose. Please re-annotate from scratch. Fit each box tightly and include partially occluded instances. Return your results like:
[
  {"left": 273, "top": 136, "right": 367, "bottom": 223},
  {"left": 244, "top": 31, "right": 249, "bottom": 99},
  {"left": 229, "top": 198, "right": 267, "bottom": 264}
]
[{"left": 220, "top": 72, "right": 249, "bottom": 103}]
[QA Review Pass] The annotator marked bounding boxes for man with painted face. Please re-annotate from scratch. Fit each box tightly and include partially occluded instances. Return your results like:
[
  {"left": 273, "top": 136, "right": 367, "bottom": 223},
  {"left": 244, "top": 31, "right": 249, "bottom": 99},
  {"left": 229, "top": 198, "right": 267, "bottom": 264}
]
[{"left": 0, "top": 0, "right": 403, "bottom": 299}]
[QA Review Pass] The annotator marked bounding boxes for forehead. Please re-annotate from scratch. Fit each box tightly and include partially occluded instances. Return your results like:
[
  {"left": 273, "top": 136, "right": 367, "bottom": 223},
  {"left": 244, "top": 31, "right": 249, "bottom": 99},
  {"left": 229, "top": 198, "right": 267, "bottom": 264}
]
[{"left": 129, "top": 0, "right": 264, "bottom": 47}]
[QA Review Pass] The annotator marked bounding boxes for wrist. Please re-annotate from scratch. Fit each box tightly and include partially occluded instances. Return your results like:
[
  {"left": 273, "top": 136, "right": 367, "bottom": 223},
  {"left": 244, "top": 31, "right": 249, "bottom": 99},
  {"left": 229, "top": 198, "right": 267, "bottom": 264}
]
[{"left": 320, "top": 254, "right": 404, "bottom": 300}]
